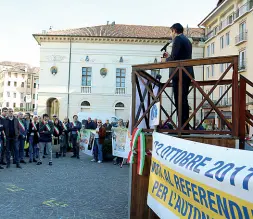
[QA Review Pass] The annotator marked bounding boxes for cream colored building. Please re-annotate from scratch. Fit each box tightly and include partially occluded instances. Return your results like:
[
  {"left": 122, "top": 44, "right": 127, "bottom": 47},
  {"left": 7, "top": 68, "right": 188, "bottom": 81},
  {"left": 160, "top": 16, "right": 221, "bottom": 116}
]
[
  {"left": 33, "top": 24, "right": 204, "bottom": 121},
  {"left": 0, "top": 62, "right": 39, "bottom": 112},
  {"left": 198, "top": 0, "right": 253, "bottom": 128}
]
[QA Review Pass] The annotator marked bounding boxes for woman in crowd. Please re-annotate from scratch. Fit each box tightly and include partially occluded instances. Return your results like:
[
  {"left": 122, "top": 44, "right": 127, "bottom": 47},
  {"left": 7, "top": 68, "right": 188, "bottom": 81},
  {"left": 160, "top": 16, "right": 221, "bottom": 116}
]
[
  {"left": 113, "top": 119, "right": 124, "bottom": 167},
  {"left": 27, "top": 115, "right": 39, "bottom": 163},
  {"left": 53, "top": 118, "right": 63, "bottom": 151},
  {"left": 60, "top": 117, "right": 70, "bottom": 157}
]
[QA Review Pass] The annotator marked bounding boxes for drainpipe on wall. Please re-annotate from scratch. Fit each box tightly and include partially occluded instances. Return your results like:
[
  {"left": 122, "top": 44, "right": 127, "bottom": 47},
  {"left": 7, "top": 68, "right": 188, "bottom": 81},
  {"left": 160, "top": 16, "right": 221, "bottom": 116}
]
[{"left": 67, "top": 38, "right": 72, "bottom": 118}]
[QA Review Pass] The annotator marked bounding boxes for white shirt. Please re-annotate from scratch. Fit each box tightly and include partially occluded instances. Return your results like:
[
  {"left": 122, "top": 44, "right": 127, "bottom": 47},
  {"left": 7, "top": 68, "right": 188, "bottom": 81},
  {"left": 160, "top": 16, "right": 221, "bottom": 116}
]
[{"left": 95, "top": 127, "right": 100, "bottom": 138}]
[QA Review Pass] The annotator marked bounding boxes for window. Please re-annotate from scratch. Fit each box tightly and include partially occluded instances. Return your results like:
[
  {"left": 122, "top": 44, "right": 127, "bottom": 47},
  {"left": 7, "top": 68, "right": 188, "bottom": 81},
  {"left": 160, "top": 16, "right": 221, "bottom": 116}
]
[
  {"left": 226, "top": 32, "right": 230, "bottom": 46},
  {"left": 32, "top": 104, "right": 35, "bottom": 109},
  {"left": 206, "top": 66, "right": 210, "bottom": 79},
  {"left": 14, "top": 93, "right": 16, "bottom": 98},
  {"left": 13, "top": 103, "right": 16, "bottom": 108},
  {"left": 14, "top": 81, "right": 17, "bottom": 87},
  {"left": 239, "top": 50, "right": 246, "bottom": 71},
  {"left": 8, "top": 81, "right": 11, "bottom": 86},
  {"left": 81, "top": 101, "right": 90, "bottom": 107},
  {"left": 211, "top": 65, "right": 214, "bottom": 77},
  {"left": 220, "top": 64, "right": 224, "bottom": 73},
  {"left": 219, "top": 86, "right": 224, "bottom": 98},
  {"left": 27, "top": 78, "right": 31, "bottom": 88},
  {"left": 220, "top": 36, "right": 224, "bottom": 49},
  {"left": 115, "top": 102, "right": 124, "bottom": 107},
  {"left": 81, "top": 67, "right": 92, "bottom": 86},
  {"left": 14, "top": 73, "right": 18, "bottom": 78},
  {"left": 151, "top": 70, "right": 160, "bottom": 78},
  {"left": 21, "top": 82, "right": 24, "bottom": 87},
  {"left": 33, "top": 94, "right": 35, "bottom": 99},
  {"left": 7, "top": 92, "right": 10, "bottom": 97},
  {"left": 239, "top": 22, "right": 246, "bottom": 35},
  {"left": 20, "top": 103, "right": 23, "bottom": 108},
  {"left": 21, "top": 93, "right": 24, "bottom": 99},
  {"left": 22, "top": 74, "right": 25, "bottom": 79},
  {"left": 207, "top": 46, "right": 210, "bottom": 57},
  {"left": 213, "top": 26, "right": 218, "bottom": 35},
  {"left": 116, "top": 68, "right": 126, "bottom": 88},
  {"left": 6, "top": 102, "right": 9, "bottom": 107},
  {"left": 34, "top": 83, "right": 36, "bottom": 88},
  {"left": 211, "top": 43, "right": 215, "bottom": 54},
  {"left": 227, "top": 14, "right": 233, "bottom": 24}
]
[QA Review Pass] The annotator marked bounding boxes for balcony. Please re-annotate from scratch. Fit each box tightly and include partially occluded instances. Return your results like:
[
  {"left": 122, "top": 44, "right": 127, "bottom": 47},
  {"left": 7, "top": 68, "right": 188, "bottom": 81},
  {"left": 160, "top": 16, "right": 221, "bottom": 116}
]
[
  {"left": 205, "top": 31, "right": 214, "bottom": 41},
  {"left": 219, "top": 18, "right": 233, "bottom": 32},
  {"left": 239, "top": 60, "right": 247, "bottom": 72},
  {"left": 234, "top": 1, "right": 253, "bottom": 19},
  {"left": 235, "top": 31, "right": 248, "bottom": 45},
  {"left": 115, "top": 87, "right": 126, "bottom": 95},
  {"left": 81, "top": 86, "right": 91, "bottom": 94}
]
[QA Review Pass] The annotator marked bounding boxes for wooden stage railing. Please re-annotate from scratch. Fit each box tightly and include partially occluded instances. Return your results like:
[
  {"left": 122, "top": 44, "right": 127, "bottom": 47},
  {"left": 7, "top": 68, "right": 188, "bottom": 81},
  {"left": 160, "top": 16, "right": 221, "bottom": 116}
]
[
  {"left": 239, "top": 75, "right": 253, "bottom": 149},
  {"left": 128, "top": 55, "right": 250, "bottom": 219},
  {"left": 131, "top": 55, "right": 240, "bottom": 137}
]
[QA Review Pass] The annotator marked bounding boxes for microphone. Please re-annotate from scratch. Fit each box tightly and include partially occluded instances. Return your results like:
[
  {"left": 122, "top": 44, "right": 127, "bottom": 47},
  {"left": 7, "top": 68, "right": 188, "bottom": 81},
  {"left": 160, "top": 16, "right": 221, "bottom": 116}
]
[{"left": 160, "top": 40, "right": 172, "bottom": 52}]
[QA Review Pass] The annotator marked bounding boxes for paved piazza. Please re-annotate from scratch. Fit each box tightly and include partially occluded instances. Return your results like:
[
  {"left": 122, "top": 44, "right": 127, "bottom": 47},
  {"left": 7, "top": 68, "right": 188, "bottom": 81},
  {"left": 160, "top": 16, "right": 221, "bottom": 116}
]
[{"left": 0, "top": 154, "right": 129, "bottom": 219}]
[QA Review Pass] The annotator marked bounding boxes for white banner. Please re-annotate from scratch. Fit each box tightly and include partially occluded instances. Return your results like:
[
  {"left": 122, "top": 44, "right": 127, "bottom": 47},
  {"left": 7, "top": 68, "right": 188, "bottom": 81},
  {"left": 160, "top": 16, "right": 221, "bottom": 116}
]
[
  {"left": 80, "top": 129, "right": 95, "bottom": 156},
  {"left": 150, "top": 102, "right": 160, "bottom": 127},
  {"left": 148, "top": 132, "right": 253, "bottom": 219},
  {"left": 112, "top": 127, "right": 131, "bottom": 158}
]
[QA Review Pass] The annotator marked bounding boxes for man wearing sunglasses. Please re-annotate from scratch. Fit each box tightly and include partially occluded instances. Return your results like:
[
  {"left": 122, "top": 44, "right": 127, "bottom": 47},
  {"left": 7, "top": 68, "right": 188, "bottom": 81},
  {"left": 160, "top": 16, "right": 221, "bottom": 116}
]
[{"left": 91, "top": 119, "right": 106, "bottom": 163}]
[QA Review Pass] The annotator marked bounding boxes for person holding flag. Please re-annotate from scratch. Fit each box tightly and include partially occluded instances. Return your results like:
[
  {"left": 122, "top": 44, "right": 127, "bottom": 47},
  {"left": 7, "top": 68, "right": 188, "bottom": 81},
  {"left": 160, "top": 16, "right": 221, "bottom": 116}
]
[
  {"left": 37, "top": 114, "right": 54, "bottom": 166},
  {"left": 69, "top": 115, "right": 81, "bottom": 159},
  {"left": 17, "top": 112, "right": 28, "bottom": 164},
  {"left": 60, "top": 117, "right": 70, "bottom": 157},
  {"left": 27, "top": 115, "right": 40, "bottom": 163}
]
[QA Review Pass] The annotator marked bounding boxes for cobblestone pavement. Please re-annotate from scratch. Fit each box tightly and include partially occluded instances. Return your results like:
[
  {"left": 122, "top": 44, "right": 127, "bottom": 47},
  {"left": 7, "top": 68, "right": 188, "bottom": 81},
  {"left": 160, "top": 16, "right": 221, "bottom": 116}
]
[{"left": 0, "top": 153, "right": 129, "bottom": 219}]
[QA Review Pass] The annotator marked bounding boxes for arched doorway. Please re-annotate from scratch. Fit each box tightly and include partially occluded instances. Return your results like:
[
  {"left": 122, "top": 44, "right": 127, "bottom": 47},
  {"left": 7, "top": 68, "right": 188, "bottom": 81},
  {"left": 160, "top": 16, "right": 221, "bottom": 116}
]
[
  {"left": 81, "top": 101, "right": 91, "bottom": 112},
  {"left": 46, "top": 98, "right": 59, "bottom": 118},
  {"left": 115, "top": 102, "right": 125, "bottom": 119}
]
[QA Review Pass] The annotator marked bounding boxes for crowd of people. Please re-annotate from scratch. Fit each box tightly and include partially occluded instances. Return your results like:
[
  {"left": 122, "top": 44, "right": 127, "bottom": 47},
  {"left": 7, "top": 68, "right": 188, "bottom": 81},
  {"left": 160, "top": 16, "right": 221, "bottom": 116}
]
[{"left": 0, "top": 107, "right": 128, "bottom": 170}]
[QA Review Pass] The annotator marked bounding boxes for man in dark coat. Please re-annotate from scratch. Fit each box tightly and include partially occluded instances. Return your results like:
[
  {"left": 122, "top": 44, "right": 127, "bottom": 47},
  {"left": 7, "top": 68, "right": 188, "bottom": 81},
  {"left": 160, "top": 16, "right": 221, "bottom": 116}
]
[
  {"left": 5, "top": 108, "right": 21, "bottom": 168},
  {"left": 164, "top": 23, "right": 194, "bottom": 130}
]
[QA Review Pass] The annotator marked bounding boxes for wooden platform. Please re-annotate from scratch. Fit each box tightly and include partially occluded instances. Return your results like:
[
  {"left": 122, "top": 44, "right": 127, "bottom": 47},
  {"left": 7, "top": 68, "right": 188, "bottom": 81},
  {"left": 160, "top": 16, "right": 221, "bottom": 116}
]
[{"left": 129, "top": 134, "right": 238, "bottom": 219}]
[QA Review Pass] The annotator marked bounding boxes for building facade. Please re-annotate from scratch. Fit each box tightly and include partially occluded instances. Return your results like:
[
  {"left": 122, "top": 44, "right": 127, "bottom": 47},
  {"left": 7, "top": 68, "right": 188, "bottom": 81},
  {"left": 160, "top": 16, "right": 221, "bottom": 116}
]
[
  {"left": 199, "top": 0, "right": 253, "bottom": 128},
  {"left": 0, "top": 62, "right": 39, "bottom": 112},
  {"left": 33, "top": 24, "right": 204, "bottom": 121}
]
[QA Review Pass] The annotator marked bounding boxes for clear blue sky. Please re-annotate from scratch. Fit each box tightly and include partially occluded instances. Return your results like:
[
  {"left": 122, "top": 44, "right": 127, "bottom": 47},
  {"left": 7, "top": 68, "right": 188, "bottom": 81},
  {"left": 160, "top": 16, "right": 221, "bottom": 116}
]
[{"left": 0, "top": 0, "right": 217, "bottom": 66}]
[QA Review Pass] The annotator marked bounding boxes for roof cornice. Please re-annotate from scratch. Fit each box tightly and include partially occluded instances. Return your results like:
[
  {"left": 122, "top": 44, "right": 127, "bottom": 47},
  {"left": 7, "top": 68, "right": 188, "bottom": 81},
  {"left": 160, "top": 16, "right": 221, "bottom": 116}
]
[
  {"left": 33, "top": 35, "right": 203, "bottom": 46},
  {"left": 198, "top": 0, "right": 229, "bottom": 27}
]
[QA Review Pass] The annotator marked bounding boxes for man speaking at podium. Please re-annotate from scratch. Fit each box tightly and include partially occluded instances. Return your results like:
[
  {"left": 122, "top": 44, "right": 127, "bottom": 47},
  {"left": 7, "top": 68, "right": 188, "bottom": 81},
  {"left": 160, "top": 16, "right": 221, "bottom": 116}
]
[{"left": 163, "top": 23, "right": 194, "bottom": 130}]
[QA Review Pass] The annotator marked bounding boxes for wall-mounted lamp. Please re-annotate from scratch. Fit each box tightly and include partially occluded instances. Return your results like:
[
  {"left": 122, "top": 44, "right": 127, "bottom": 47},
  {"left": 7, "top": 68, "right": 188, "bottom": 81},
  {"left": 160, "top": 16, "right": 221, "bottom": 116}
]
[
  {"left": 154, "top": 58, "right": 157, "bottom": 63},
  {"left": 119, "top": 57, "right": 123, "bottom": 63},
  {"left": 85, "top": 56, "right": 89, "bottom": 62}
]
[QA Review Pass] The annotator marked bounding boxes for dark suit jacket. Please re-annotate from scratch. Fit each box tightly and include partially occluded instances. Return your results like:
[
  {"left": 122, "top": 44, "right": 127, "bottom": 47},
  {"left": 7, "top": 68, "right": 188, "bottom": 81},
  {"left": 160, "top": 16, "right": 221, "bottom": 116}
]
[
  {"left": 4, "top": 117, "right": 19, "bottom": 138},
  {"left": 166, "top": 34, "right": 194, "bottom": 80}
]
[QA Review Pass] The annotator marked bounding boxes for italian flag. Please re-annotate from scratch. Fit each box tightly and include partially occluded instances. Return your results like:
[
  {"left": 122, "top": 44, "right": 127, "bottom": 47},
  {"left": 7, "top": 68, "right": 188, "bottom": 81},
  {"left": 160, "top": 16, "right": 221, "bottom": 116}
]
[
  {"left": 127, "top": 128, "right": 142, "bottom": 164},
  {"left": 137, "top": 132, "right": 146, "bottom": 175}
]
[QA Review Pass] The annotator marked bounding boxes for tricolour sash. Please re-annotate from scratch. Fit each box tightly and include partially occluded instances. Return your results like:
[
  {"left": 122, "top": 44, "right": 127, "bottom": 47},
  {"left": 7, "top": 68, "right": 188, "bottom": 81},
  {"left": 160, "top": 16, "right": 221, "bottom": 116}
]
[
  {"left": 32, "top": 122, "right": 40, "bottom": 137},
  {"left": 18, "top": 120, "right": 25, "bottom": 132},
  {"left": 62, "top": 123, "right": 68, "bottom": 131},
  {"left": 44, "top": 121, "right": 51, "bottom": 131},
  {"left": 54, "top": 126, "right": 59, "bottom": 135}
]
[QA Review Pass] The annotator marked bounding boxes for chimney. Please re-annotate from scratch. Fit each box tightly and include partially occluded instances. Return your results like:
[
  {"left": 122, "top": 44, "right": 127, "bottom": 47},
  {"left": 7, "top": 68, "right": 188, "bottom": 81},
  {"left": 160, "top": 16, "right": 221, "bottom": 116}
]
[
  {"left": 112, "top": 21, "right": 115, "bottom": 26},
  {"left": 107, "top": 21, "right": 109, "bottom": 25},
  {"left": 42, "top": 30, "right": 47, "bottom": 34}
]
